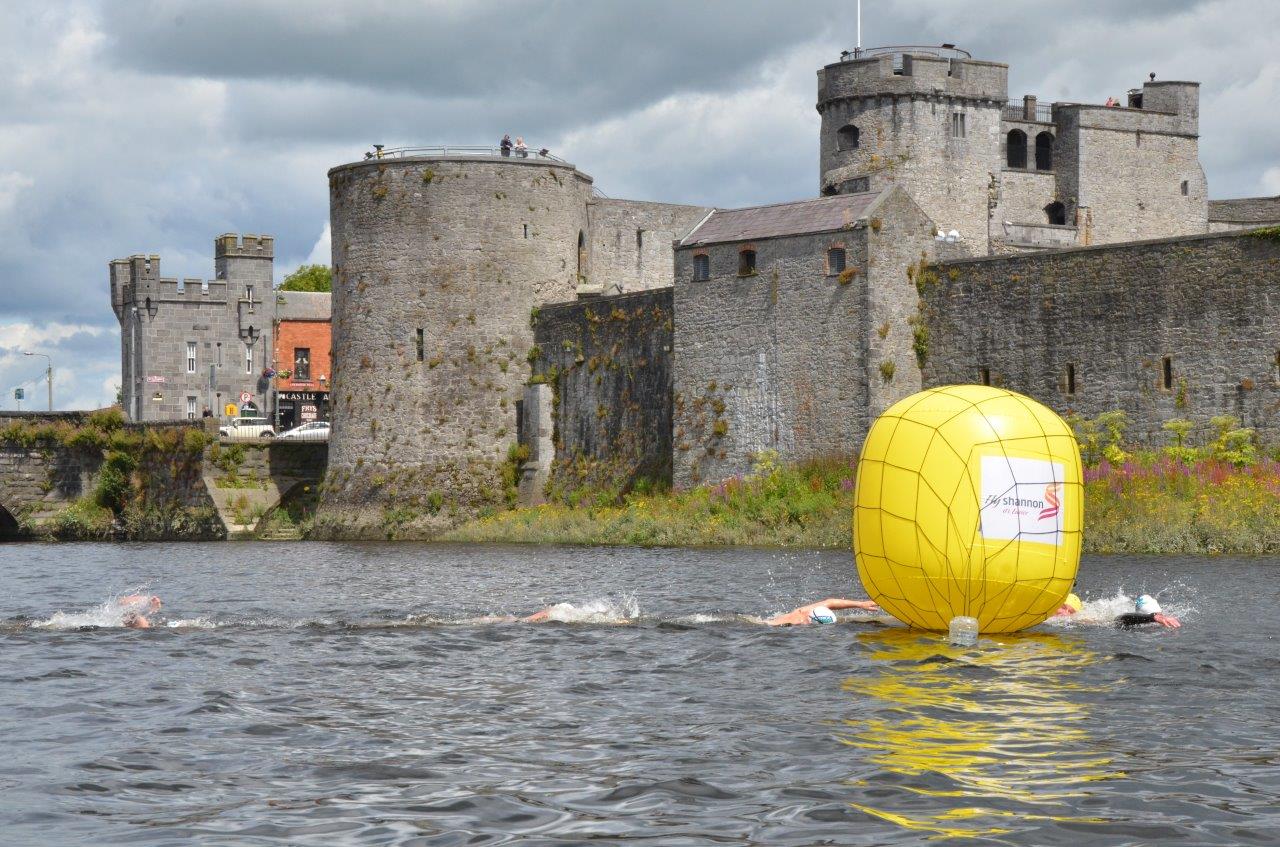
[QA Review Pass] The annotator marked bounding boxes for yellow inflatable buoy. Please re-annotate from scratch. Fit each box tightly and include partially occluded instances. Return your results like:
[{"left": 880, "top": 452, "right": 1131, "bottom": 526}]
[{"left": 854, "top": 385, "right": 1082, "bottom": 634}]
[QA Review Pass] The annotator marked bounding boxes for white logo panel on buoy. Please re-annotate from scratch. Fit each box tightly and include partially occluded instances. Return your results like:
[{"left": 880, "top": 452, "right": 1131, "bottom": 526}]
[{"left": 979, "top": 456, "right": 1064, "bottom": 546}]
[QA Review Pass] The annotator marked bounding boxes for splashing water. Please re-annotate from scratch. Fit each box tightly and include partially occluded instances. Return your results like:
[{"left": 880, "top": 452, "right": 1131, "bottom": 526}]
[
  {"left": 31, "top": 587, "right": 160, "bottom": 630},
  {"left": 532, "top": 596, "right": 640, "bottom": 624},
  {"left": 1045, "top": 585, "right": 1196, "bottom": 627}
]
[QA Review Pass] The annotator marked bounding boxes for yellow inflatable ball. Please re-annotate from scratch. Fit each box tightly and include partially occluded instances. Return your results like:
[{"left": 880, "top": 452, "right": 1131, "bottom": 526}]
[{"left": 854, "top": 385, "right": 1082, "bottom": 634}]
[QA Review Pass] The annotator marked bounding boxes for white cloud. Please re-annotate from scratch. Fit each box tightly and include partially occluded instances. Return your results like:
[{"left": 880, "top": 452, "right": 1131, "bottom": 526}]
[
  {"left": 1263, "top": 168, "right": 1280, "bottom": 196},
  {"left": 0, "top": 321, "right": 106, "bottom": 352}
]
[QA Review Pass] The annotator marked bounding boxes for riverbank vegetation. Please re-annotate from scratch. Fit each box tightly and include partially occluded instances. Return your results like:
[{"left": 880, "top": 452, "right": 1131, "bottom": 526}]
[
  {"left": 0, "top": 411, "right": 221, "bottom": 540},
  {"left": 446, "top": 412, "right": 1280, "bottom": 555}
]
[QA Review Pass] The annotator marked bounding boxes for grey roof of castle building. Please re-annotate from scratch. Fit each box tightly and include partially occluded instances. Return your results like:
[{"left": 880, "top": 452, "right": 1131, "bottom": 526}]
[
  {"left": 1208, "top": 196, "right": 1280, "bottom": 223},
  {"left": 679, "top": 190, "right": 887, "bottom": 246},
  {"left": 275, "top": 290, "right": 331, "bottom": 321}
]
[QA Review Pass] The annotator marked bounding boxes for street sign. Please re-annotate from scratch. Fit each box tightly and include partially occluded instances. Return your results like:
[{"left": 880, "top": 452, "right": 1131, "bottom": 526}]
[
  {"left": 13, "top": 388, "right": 23, "bottom": 401},
  {"left": 224, "top": 403, "right": 238, "bottom": 417},
  {"left": 239, "top": 391, "right": 252, "bottom": 403}
]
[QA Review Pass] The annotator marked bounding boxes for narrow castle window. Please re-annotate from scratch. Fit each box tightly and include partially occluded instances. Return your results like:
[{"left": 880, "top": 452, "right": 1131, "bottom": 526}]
[
  {"left": 827, "top": 248, "right": 846, "bottom": 275},
  {"left": 951, "top": 112, "right": 966, "bottom": 138},
  {"left": 523, "top": 224, "right": 529, "bottom": 239},
  {"left": 216, "top": 342, "right": 222, "bottom": 368},
  {"left": 1066, "top": 363, "right": 1076, "bottom": 395},
  {"left": 693, "top": 254, "right": 709, "bottom": 281},
  {"left": 837, "top": 125, "right": 860, "bottom": 151},
  {"left": 245, "top": 342, "right": 253, "bottom": 375},
  {"left": 1045, "top": 201, "right": 1067, "bottom": 226},
  {"left": 636, "top": 229, "right": 644, "bottom": 250},
  {"left": 1162, "top": 356, "right": 1173, "bottom": 390},
  {"left": 577, "top": 231, "right": 586, "bottom": 280},
  {"left": 186, "top": 341, "right": 196, "bottom": 374},
  {"left": 1035, "top": 132, "right": 1054, "bottom": 170},
  {"left": 1181, "top": 180, "right": 1189, "bottom": 196},
  {"left": 1006, "top": 129, "right": 1027, "bottom": 169},
  {"left": 981, "top": 367, "right": 991, "bottom": 386},
  {"left": 416, "top": 329, "right": 424, "bottom": 362},
  {"left": 738, "top": 249, "right": 757, "bottom": 276}
]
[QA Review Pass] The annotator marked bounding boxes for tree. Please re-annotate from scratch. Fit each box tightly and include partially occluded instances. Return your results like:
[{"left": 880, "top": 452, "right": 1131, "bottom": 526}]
[{"left": 279, "top": 264, "right": 332, "bottom": 292}]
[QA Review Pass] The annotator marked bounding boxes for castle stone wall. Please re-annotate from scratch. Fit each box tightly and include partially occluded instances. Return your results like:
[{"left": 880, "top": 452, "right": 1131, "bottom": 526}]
[
  {"left": 673, "top": 229, "right": 869, "bottom": 486},
  {"left": 670, "top": 187, "right": 937, "bottom": 487},
  {"left": 921, "top": 231, "right": 1280, "bottom": 443},
  {"left": 318, "top": 155, "right": 592, "bottom": 536},
  {"left": 1056, "top": 106, "right": 1207, "bottom": 245},
  {"left": 586, "top": 200, "right": 712, "bottom": 295},
  {"left": 531, "top": 288, "right": 674, "bottom": 497},
  {"left": 993, "top": 168, "right": 1058, "bottom": 231}
]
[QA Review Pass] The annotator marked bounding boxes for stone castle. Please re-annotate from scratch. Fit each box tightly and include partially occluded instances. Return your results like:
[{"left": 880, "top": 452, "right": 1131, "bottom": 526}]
[
  {"left": 110, "top": 234, "right": 276, "bottom": 422},
  {"left": 107, "top": 44, "right": 1280, "bottom": 537}
]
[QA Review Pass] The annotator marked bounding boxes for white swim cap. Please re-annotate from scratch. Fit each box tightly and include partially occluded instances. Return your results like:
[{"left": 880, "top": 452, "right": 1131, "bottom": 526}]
[
  {"left": 1135, "top": 594, "right": 1162, "bottom": 615},
  {"left": 809, "top": 605, "right": 837, "bottom": 625}
]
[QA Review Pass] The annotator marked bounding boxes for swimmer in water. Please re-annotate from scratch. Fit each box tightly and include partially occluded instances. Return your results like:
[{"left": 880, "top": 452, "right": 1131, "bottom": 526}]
[
  {"left": 1054, "top": 592, "right": 1084, "bottom": 617},
  {"left": 1052, "top": 591, "right": 1180, "bottom": 628},
  {"left": 1116, "top": 594, "right": 1180, "bottom": 629},
  {"left": 766, "top": 598, "right": 879, "bottom": 626},
  {"left": 118, "top": 594, "right": 162, "bottom": 629}
]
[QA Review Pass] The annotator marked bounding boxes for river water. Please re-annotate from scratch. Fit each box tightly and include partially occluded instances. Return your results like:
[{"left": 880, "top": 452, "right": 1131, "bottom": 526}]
[{"left": 1, "top": 542, "right": 1277, "bottom": 846}]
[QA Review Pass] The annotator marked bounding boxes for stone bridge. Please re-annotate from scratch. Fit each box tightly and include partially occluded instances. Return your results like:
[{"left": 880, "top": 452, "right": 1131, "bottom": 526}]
[{"left": 0, "top": 413, "right": 327, "bottom": 540}]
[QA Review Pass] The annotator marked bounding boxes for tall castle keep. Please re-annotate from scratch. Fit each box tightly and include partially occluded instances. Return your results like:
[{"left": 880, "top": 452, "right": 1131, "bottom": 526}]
[
  {"left": 110, "top": 234, "right": 274, "bottom": 422},
  {"left": 818, "top": 46, "right": 1207, "bottom": 253}
]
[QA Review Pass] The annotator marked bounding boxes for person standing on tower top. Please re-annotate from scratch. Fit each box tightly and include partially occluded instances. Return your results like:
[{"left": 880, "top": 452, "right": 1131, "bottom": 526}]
[
  {"left": 500, "top": 134, "right": 512, "bottom": 157},
  {"left": 514, "top": 137, "right": 528, "bottom": 158}
]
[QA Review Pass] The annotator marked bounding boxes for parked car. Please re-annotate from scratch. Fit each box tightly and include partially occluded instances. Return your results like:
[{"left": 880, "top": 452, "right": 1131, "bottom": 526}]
[
  {"left": 219, "top": 417, "right": 275, "bottom": 440},
  {"left": 277, "top": 421, "right": 330, "bottom": 441}
]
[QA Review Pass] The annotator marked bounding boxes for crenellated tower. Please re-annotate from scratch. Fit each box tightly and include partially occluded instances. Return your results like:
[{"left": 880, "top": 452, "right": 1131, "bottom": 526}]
[
  {"left": 817, "top": 46, "right": 1008, "bottom": 252},
  {"left": 110, "top": 235, "right": 274, "bottom": 422}
]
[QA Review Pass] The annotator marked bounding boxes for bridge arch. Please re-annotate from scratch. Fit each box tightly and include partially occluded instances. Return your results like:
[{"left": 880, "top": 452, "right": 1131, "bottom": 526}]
[{"left": 0, "top": 500, "right": 23, "bottom": 541}]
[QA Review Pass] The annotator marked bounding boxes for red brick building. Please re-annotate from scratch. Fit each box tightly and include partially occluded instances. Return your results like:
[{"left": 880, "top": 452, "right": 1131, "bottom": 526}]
[{"left": 273, "top": 291, "right": 331, "bottom": 430}]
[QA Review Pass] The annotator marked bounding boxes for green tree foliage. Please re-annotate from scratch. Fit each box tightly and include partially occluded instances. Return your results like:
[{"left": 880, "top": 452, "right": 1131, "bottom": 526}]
[{"left": 279, "top": 264, "right": 332, "bottom": 292}]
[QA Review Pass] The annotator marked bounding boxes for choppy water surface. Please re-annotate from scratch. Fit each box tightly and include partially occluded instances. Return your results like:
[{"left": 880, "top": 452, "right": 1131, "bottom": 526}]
[{"left": 1, "top": 543, "right": 1278, "bottom": 846}]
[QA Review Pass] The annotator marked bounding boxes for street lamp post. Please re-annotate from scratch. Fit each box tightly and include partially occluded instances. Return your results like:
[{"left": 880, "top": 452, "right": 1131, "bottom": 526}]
[{"left": 23, "top": 352, "right": 52, "bottom": 411}]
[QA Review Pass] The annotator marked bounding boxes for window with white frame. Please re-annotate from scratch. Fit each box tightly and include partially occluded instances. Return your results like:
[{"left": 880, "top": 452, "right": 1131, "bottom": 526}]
[
  {"left": 951, "top": 112, "right": 966, "bottom": 138},
  {"left": 245, "top": 342, "right": 253, "bottom": 374},
  {"left": 186, "top": 341, "right": 196, "bottom": 374},
  {"left": 186, "top": 396, "right": 197, "bottom": 420}
]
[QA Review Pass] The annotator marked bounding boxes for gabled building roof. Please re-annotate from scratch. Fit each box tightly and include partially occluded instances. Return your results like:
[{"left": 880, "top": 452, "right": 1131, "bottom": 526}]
[
  {"left": 678, "top": 189, "right": 889, "bottom": 247},
  {"left": 1208, "top": 196, "right": 1280, "bottom": 224},
  {"left": 276, "top": 290, "right": 331, "bottom": 321}
]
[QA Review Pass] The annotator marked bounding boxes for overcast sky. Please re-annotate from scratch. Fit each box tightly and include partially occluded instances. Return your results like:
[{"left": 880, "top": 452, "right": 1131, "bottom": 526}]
[{"left": 1, "top": 0, "right": 1276, "bottom": 410}]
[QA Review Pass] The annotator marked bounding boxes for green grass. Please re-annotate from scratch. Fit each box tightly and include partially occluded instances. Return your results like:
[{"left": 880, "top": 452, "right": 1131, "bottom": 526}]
[
  {"left": 446, "top": 451, "right": 1280, "bottom": 555},
  {"left": 444, "top": 454, "right": 858, "bottom": 548}
]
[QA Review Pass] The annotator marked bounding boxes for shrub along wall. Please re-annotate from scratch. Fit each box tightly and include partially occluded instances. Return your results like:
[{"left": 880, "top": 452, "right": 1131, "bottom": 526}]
[{"left": 0, "top": 411, "right": 222, "bottom": 540}]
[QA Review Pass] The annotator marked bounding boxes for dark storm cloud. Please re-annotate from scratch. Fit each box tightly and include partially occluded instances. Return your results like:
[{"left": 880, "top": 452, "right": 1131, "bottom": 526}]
[{"left": 99, "top": 1, "right": 846, "bottom": 111}]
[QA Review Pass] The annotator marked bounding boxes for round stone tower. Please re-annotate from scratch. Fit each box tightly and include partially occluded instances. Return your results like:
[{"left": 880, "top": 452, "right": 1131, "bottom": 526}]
[
  {"left": 317, "top": 152, "right": 592, "bottom": 536},
  {"left": 817, "top": 46, "right": 1007, "bottom": 249}
]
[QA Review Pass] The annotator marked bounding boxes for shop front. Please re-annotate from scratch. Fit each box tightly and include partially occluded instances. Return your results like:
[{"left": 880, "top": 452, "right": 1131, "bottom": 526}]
[{"left": 277, "top": 390, "right": 330, "bottom": 431}]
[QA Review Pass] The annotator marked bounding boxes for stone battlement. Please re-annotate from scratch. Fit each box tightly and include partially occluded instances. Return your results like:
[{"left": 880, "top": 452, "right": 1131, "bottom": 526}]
[
  {"left": 818, "top": 50, "right": 1008, "bottom": 105},
  {"left": 215, "top": 233, "right": 274, "bottom": 258}
]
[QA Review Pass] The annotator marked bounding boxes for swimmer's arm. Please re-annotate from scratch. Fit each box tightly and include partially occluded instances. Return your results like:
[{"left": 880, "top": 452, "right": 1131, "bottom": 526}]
[
  {"left": 1153, "top": 613, "right": 1181, "bottom": 628},
  {"left": 820, "top": 598, "right": 880, "bottom": 612},
  {"left": 520, "top": 608, "right": 552, "bottom": 623}
]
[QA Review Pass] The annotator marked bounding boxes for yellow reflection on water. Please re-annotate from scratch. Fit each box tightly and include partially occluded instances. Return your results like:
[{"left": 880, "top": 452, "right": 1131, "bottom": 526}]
[{"left": 837, "top": 628, "right": 1114, "bottom": 840}]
